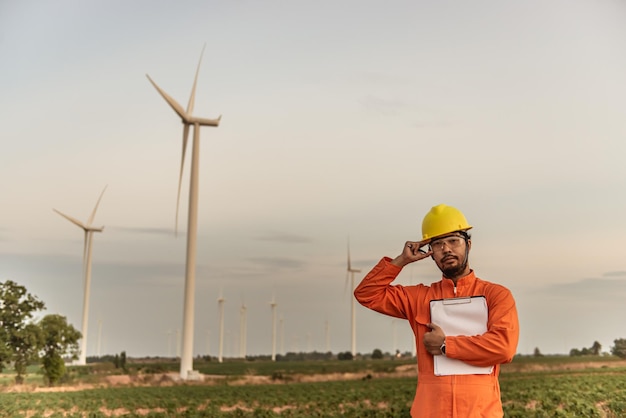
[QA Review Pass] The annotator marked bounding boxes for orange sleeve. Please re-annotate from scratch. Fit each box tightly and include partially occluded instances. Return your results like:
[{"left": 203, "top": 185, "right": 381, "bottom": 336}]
[
  {"left": 446, "top": 285, "right": 519, "bottom": 367},
  {"left": 353, "top": 257, "right": 415, "bottom": 320}
]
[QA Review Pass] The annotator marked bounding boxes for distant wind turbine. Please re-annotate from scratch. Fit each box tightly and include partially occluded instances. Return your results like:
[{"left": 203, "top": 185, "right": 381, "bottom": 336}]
[
  {"left": 176, "top": 329, "right": 181, "bottom": 358},
  {"left": 392, "top": 319, "right": 398, "bottom": 355},
  {"left": 217, "top": 292, "right": 225, "bottom": 363},
  {"left": 346, "top": 238, "right": 361, "bottom": 358},
  {"left": 325, "top": 319, "right": 330, "bottom": 352},
  {"left": 279, "top": 314, "right": 285, "bottom": 355},
  {"left": 97, "top": 318, "right": 102, "bottom": 357},
  {"left": 270, "top": 296, "right": 278, "bottom": 361},
  {"left": 239, "top": 300, "right": 247, "bottom": 358},
  {"left": 146, "top": 45, "right": 222, "bottom": 380},
  {"left": 53, "top": 185, "right": 107, "bottom": 366}
]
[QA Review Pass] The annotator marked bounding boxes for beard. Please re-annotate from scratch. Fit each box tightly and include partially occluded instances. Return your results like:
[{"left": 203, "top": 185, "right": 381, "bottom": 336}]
[
  {"left": 437, "top": 255, "right": 468, "bottom": 278},
  {"left": 441, "top": 263, "right": 466, "bottom": 278}
]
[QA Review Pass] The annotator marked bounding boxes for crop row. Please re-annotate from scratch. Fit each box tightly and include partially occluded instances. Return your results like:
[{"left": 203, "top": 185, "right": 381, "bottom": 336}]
[{"left": 1, "top": 369, "right": 625, "bottom": 417}]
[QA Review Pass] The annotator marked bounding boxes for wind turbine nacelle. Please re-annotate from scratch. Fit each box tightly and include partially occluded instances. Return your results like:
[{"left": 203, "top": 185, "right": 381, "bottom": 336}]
[{"left": 189, "top": 115, "right": 222, "bottom": 127}]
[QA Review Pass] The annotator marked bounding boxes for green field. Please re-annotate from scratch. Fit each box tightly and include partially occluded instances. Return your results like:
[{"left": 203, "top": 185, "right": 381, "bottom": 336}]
[{"left": 0, "top": 357, "right": 625, "bottom": 417}]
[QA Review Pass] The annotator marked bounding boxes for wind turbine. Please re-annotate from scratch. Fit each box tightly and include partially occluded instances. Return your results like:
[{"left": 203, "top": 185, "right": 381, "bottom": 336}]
[
  {"left": 217, "top": 292, "right": 225, "bottom": 363},
  {"left": 270, "top": 296, "right": 278, "bottom": 361},
  {"left": 239, "top": 300, "right": 247, "bottom": 358},
  {"left": 146, "top": 45, "right": 222, "bottom": 380},
  {"left": 392, "top": 319, "right": 398, "bottom": 356},
  {"left": 325, "top": 319, "right": 330, "bottom": 352},
  {"left": 176, "top": 328, "right": 181, "bottom": 358},
  {"left": 53, "top": 185, "right": 107, "bottom": 366},
  {"left": 279, "top": 314, "right": 285, "bottom": 355},
  {"left": 346, "top": 238, "right": 361, "bottom": 358},
  {"left": 96, "top": 318, "right": 102, "bottom": 357}
]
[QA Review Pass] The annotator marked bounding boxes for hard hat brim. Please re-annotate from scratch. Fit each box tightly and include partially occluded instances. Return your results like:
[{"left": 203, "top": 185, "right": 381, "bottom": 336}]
[{"left": 423, "top": 226, "right": 473, "bottom": 245}]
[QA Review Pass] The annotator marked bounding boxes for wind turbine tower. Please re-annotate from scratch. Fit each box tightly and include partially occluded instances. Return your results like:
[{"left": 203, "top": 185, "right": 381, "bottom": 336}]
[
  {"left": 239, "top": 302, "right": 247, "bottom": 358},
  {"left": 53, "top": 185, "right": 107, "bottom": 366},
  {"left": 146, "top": 45, "right": 222, "bottom": 380},
  {"left": 325, "top": 319, "right": 330, "bottom": 352},
  {"left": 279, "top": 315, "right": 285, "bottom": 354},
  {"left": 270, "top": 297, "right": 278, "bottom": 361},
  {"left": 217, "top": 293, "right": 225, "bottom": 363},
  {"left": 346, "top": 239, "right": 361, "bottom": 358},
  {"left": 97, "top": 318, "right": 102, "bottom": 357}
]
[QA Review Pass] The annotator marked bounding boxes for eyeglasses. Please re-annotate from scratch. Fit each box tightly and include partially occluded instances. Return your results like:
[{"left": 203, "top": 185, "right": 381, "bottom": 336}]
[{"left": 429, "top": 235, "right": 466, "bottom": 253}]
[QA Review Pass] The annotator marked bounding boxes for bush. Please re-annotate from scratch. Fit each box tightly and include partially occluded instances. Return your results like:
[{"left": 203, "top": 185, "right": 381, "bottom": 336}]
[{"left": 372, "top": 349, "right": 383, "bottom": 359}]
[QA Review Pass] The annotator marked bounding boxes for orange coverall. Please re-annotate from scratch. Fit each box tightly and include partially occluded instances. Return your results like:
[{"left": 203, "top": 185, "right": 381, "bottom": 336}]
[{"left": 354, "top": 257, "right": 519, "bottom": 418}]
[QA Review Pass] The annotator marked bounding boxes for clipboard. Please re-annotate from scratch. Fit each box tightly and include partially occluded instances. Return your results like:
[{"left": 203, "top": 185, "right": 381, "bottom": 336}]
[{"left": 429, "top": 296, "right": 494, "bottom": 376}]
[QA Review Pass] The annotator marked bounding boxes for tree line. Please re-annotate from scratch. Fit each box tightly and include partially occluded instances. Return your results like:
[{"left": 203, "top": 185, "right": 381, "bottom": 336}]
[
  {"left": 0, "top": 280, "right": 81, "bottom": 385},
  {"left": 532, "top": 340, "right": 626, "bottom": 358}
]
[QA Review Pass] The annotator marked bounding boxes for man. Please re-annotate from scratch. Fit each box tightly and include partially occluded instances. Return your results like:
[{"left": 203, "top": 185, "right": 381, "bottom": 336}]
[{"left": 354, "top": 204, "right": 519, "bottom": 417}]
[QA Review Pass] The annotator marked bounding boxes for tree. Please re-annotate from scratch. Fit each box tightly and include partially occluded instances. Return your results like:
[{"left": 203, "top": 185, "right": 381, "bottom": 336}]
[
  {"left": 12, "top": 323, "right": 44, "bottom": 384},
  {"left": 372, "top": 348, "right": 383, "bottom": 359},
  {"left": 0, "top": 280, "right": 46, "bottom": 383},
  {"left": 120, "top": 350, "right": 127, "bottom": 371},
  {"left": 611, "top": 338, "right": 626, "bottom": 359},
  {"left": 533, "top": 347, "right": 543, "bottom": 357},
  {"left": 591, "top": 341, "right": 602, "bottom": 355},
  {"left": 39, "top": 314, "right": 81, "bottom": 386}
]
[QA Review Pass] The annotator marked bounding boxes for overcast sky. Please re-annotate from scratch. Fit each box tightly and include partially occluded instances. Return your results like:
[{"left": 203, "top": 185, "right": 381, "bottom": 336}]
[{"left": 1, "top": 0, "right": 626, "bottom": 359}]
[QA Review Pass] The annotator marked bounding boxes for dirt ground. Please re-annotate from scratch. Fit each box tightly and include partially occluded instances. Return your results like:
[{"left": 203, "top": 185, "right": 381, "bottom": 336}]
[{"left": 5, "top": 360, "right": 626, "bottom": 393}]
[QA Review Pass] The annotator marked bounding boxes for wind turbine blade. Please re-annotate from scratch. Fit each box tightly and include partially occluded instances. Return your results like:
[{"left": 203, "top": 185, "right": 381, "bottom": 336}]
[
  {"left": 53, "top": 209, "right": 87, "bottom": 230},
  {"left": 186, "top": 44, "right": 206, "bottom": 116},
  {"left": 87, "top": 185, "right": 107, "bottom": 226},
  {"left": 83, "top": 231, "right": 89, "bottom": 280},
  {"left": 146, "top": 74, "right": 189, "bottom": 122},
  {"left": 175, "top": 124, "right": 190, "bottom": 236},
  {"left": 347, "top": 238, "right": 352, "bottom": 271}
]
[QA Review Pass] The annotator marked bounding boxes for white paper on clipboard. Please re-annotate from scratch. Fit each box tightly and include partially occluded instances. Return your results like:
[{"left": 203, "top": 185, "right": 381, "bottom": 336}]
[{"left": 429, "top": 296, "right": 494, "bottom": 376}]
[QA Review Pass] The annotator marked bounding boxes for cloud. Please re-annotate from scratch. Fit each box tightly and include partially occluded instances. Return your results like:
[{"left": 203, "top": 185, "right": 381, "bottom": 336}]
[
  {"left": 245, "top": 257, "right": 307, "bottom": 270},
  {"left": 109, "top": 226, "right": 177, "bottom": 236},
  {"left": 602, "top": 271, "right": 626, "bottom": 277},
  {"left": 532, "top": 277, "right": 626, "bottom": 302},
  {"left": 253, "top": 232, "right": 312, "bottom": 244},
  {"left": 358, "top": 95, "right": 408, "bottom": 116},
  {"left": 358, "top": 95, "right": 452, "bottom": 127}
]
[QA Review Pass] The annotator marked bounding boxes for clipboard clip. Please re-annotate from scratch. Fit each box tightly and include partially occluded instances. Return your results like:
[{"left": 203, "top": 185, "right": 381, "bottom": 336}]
[{"left": 442, "top": 297, "right": 472, "bottom": 305}]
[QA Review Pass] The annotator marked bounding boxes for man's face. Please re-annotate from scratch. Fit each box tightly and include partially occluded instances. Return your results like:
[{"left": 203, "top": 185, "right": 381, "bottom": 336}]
[{"left": 429, "top": 233, "right": 471, "bottom": 278}]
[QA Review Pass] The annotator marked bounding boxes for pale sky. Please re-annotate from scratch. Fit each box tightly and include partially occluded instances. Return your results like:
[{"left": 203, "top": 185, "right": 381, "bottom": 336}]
[{"left": 1, "top": 0, "right": 626, "bottom": 359}]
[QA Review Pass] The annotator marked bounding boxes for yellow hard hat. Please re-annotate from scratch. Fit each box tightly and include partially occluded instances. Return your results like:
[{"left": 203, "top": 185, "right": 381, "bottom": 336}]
[{"left": 421, "top": 204, "right": 473, "bottom": 242}]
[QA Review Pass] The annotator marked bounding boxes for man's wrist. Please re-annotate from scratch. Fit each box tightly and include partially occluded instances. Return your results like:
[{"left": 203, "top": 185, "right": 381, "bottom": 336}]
[
  {"left": 440, "top": 340, "right": 446, "bottom": 356},
  {"left": 390, "top": 256, "right": 409, "bottom": 268}
]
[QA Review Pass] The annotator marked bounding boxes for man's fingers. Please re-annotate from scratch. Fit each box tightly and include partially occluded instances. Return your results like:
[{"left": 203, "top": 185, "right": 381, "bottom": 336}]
[{"left": 406, "top": 241, "right": 432, "bottom": 258}]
